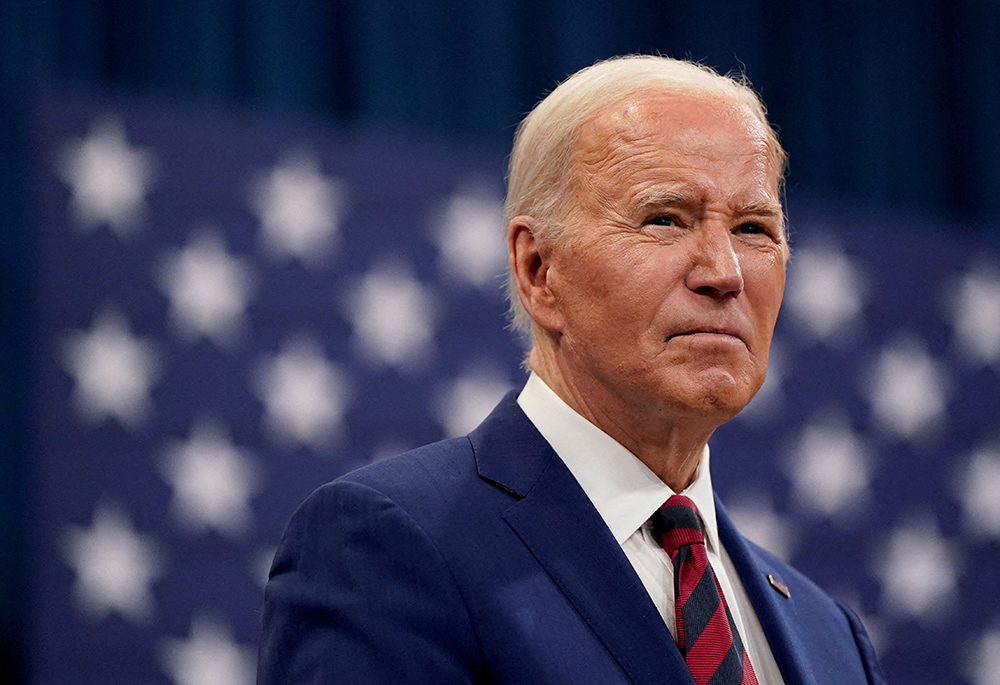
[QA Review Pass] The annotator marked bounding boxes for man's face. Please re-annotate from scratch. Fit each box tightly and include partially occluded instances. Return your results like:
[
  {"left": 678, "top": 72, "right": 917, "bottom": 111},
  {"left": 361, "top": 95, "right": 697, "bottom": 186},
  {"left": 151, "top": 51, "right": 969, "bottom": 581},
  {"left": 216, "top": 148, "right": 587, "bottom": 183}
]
[{"left": 541, "top": 92, "right": 786, "bottom": 427}]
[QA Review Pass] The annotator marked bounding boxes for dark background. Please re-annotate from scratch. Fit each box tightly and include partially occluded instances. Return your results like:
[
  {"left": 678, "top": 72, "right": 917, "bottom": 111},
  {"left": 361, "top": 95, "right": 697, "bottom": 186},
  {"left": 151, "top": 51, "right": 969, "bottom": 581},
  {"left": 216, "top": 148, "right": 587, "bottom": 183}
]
[{"left": 3, "top": 0, "right": 1000, "bottom": 679}]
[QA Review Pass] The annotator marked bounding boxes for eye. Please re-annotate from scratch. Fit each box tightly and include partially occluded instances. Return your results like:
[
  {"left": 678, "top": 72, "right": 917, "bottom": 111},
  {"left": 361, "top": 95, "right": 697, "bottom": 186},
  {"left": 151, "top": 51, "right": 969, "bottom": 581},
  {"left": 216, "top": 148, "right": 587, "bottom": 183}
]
[
  {"left": 734, "top": 222, "right": 778, "bottom": 240},
  {"left": 646, "top": 215, "right": 678, "bottom": 227}
]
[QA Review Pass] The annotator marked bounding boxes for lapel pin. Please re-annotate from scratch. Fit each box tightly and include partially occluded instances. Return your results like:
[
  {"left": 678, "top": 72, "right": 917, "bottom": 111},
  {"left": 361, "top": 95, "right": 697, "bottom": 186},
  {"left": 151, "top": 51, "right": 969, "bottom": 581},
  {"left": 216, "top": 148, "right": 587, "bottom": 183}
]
[{"left": 767, "top": 573, "right": 791, "bottom": 599}]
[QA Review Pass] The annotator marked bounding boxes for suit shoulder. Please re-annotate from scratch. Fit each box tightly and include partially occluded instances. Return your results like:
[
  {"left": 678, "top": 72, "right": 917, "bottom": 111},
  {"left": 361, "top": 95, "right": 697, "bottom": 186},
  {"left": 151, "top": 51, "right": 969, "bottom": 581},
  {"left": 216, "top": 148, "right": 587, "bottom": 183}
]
[
  {"left": 336, "top": 435, "right": 477, "bottom": 498},
  {"left": 292, "top": 435, "right": 498, "bottom": 541}
]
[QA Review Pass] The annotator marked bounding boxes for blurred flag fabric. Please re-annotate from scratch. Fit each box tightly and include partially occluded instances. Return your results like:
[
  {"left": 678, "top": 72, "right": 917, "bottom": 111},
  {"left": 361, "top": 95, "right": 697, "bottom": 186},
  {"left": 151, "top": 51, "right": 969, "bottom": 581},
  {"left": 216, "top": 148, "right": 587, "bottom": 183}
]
[{"left": 24, "top": 90, "right": 1000, "bottom": 685}]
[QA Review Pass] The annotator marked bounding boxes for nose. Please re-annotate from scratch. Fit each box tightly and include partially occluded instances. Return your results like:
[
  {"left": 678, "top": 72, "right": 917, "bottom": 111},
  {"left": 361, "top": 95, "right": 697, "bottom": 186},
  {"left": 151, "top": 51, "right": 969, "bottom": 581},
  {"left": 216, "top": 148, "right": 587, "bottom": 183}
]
[{"left": 685, "top": 227, "right": 743, "bottom": 299}]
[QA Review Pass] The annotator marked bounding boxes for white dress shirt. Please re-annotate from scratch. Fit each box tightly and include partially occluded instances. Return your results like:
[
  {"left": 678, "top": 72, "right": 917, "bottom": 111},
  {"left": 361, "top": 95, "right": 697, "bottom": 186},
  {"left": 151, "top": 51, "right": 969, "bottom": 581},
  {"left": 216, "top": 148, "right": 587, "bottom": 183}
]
[{"left": 517, "top": 372, "right": 784, "bottom": 684}]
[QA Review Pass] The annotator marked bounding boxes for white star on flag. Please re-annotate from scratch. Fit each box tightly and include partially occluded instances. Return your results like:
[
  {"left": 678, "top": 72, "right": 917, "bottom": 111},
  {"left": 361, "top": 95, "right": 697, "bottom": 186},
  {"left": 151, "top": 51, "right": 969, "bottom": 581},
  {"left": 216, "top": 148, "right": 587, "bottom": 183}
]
[
  {"left": 57, "top": 115, "right": 156, "bottom": 238},
  {"left": 950, "top": 264, "right": 1000, "bottom": 366},
  {"left": 161, "top": 418, "right": 260, "bottom": 539},
  {"left": 726, "top": 494, "right": 798, "bottom": 560},
  {"left": 249, "top": 150, "right": 344, "bottom": 266},
  {"left": 253, "top": 336, "right": 349, "bottom": 450},
  {"left": 158, "top": 228, "right": 256, "bottom": 349},
  {"left": 62, "top": 307, "right": 161, "bottom": 430},
  {"left": 160, "top": 614, "right": 255, "bottom": 685},
  {"left": 344, "top": 259, "right": 437, "bottom": 370},
  {"left": 61, "top": 501, "right": 163, "bottom": 622},
  {"left": 878, "top": 517, "right": 960, "bottom": 620},
  {"left": 967, "top": 627, "right": 1000, "bottom": 685},
  {"left": 431, "top": 185, "right": 507, "bottom": 288},
  {"left": 788, "top": 414, "right": 871, "bottom": 520},
  {"left": 434, "top": 365, "right": 512, "bottom": 437},
  {"left": 868, "top": 337, "right": 950, "bottom": 440},
  {"left": 958, "top": 449, "right": 1000, "bottom": 538},
  {"left": 784, "top": 245, "right": 865, "bottom": 340}
]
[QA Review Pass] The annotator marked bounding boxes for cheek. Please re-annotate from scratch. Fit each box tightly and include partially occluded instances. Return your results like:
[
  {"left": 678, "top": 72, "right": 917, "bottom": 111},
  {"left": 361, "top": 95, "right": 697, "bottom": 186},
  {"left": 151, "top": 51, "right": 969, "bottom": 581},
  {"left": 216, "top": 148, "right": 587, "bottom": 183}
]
[
  {"left": 743, "top": 254, "right": 786, "bottom": 325},
  {"left": 549, "top": 253, "right": 623, "bottom": 337},
  {"left": 571, "top": 248, "right": 657, "bottom": 307}
]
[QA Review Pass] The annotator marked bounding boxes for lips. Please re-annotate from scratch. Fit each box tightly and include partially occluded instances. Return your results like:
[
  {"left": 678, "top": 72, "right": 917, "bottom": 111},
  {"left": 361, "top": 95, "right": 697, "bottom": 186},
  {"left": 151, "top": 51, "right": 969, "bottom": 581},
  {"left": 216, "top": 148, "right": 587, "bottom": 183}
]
[{"left": 668, "top": 326, "right": 747, "bottom": 345}]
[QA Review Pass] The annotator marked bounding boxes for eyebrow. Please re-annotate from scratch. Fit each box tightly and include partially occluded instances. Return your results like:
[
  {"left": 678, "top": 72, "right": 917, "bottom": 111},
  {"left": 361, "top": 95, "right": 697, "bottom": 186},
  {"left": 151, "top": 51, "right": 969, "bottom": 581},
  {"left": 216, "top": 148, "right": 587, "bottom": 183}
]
[
  {"left": 734, "top": 201, "right": 786, "bottom": 233},
  {"left": 635, "top": 190, "right": 784, "bottom": 218},
  {"left": 634, "top": 189, "right": 692, "bottom": 210},
  {"left": 632, "top": 190, "right": 787, "bottom": 239}
]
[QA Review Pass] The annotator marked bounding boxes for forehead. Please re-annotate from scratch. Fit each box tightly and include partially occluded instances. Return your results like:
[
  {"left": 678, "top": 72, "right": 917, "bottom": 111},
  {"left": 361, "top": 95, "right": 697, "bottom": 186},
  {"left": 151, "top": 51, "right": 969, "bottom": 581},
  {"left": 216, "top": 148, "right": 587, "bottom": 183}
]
[{"left": 571, "top": 91, "right": 780, "bottom": 198}]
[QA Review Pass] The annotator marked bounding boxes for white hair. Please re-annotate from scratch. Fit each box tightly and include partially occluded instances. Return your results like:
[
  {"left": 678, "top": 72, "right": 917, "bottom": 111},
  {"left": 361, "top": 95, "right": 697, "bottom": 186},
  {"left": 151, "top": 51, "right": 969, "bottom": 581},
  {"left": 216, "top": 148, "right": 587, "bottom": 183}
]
[{"left": 505, "top": 55, "right": 787, "bottom": 335}]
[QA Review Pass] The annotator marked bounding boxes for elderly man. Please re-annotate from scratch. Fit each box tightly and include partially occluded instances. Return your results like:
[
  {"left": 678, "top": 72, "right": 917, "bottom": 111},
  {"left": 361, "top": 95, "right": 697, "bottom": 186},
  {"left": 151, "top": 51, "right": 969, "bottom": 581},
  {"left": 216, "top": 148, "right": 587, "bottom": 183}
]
[{"left": 258, "top": 56, "right": 886, "bottom": 684}]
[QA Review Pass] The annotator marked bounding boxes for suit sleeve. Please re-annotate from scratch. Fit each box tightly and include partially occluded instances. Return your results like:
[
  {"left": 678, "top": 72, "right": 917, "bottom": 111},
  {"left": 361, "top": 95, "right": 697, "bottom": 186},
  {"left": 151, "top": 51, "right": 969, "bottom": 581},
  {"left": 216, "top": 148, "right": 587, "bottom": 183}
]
[
  {"left": 257, "top": 480, "right": 483, "bottom": 684},
  {"left": 837, "top": 601, "right": 888, "bottom": 685}
]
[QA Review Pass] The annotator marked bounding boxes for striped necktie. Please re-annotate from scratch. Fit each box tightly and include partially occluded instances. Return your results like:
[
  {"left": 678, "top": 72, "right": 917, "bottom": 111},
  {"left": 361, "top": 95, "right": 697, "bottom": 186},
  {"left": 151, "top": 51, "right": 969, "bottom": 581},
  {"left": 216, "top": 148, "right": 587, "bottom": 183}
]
[{"left": 652, "top": 494, "right": 759, "bottom": 685}]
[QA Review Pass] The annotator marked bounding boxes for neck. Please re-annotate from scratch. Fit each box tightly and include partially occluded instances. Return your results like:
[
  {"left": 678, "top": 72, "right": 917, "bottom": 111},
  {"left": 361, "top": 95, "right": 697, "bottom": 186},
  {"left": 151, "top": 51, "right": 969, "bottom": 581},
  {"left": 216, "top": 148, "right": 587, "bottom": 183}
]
[{"left": 529, "top": 346, "right": 717, "bottom": 493}]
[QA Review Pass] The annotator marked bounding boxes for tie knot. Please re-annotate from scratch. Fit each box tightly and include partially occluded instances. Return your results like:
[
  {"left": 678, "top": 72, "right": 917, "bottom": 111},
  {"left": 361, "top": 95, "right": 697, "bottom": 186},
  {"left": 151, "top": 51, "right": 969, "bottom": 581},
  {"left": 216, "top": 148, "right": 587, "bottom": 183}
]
[{"left": 651, "top": 494, "right": 705, "bottom": 556}]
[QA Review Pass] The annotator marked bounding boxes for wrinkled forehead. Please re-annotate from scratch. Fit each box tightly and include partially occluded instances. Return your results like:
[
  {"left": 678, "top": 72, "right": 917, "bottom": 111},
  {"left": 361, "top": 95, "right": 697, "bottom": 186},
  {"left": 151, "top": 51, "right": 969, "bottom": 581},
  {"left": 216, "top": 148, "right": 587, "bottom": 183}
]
[{"left": 574, "top": 91, "right": 777, "bottom": 174}]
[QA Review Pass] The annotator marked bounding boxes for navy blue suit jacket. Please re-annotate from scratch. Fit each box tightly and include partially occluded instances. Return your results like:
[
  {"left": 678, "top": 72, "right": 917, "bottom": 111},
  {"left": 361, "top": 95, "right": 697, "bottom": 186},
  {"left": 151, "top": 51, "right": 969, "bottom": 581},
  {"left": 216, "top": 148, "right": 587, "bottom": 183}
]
[{"left": 258, "top": 393, "right": 886, "bottom": 684}]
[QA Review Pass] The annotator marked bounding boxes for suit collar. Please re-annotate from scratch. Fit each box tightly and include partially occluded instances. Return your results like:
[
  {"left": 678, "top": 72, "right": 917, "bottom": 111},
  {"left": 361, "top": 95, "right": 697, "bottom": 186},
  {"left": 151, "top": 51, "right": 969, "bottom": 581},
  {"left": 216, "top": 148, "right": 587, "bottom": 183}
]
[
  {"left": 468, "top": 392, "right": 550, "bottom": 499},
  {"left": 470, "top": 394, "right": 692, "bottom": 684},
  {"left": 516, "top": 372, "right": 721, "bottom": 550}
]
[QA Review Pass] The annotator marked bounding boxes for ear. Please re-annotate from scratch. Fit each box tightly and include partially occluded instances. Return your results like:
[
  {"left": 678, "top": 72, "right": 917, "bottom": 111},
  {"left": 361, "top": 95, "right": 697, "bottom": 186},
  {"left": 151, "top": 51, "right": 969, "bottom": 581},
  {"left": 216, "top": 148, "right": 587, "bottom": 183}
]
[{"left": 507, "top": 215, "right": 563, "bottom": 332}]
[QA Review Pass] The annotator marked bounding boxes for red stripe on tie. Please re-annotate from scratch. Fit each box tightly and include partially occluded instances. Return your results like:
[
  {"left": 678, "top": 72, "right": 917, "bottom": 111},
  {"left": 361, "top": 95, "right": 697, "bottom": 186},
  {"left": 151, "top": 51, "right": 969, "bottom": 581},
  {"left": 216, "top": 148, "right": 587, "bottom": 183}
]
[
  {"left": 685, "top": 603, "right": 732, "bottom": 682},
  {"left": 743, "top": 649, "right": 760, "bottom": 685}
]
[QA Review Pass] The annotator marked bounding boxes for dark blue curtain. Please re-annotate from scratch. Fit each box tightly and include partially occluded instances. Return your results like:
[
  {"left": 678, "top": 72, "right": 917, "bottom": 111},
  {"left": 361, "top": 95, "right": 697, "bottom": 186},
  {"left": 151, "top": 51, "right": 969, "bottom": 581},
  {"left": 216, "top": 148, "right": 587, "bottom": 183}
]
[
  {"left": 3, "top": 0, "right": 1000, "bottom": 679},
  {"left": 7, "top": 1, "right": 1000, "bottom": 218}
]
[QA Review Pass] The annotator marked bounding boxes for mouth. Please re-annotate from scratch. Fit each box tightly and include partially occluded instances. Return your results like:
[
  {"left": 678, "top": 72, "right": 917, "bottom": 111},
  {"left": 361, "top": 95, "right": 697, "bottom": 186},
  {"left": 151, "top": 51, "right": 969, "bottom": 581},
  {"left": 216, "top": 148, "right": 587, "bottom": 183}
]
[{"left": 669, "top": 328, "right": 746, "bottom": 345}]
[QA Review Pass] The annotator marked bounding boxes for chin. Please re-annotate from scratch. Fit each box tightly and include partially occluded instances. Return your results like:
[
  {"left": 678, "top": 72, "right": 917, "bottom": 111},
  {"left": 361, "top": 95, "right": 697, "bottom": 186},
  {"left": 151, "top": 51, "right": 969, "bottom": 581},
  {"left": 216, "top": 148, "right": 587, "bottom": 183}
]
[{"left": 671, "top": 370, "right": 760, "bottom": 419}]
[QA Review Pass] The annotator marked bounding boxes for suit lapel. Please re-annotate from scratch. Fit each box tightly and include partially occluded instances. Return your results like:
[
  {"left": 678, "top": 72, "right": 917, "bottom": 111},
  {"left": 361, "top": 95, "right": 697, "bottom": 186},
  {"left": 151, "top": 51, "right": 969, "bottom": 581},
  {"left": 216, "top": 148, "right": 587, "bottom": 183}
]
[
  {"left": 470, "top": 395, "right": 691, "bottom": 685},
  {"left": 715, "top": 497, "right": 814, "bottom": 685}
]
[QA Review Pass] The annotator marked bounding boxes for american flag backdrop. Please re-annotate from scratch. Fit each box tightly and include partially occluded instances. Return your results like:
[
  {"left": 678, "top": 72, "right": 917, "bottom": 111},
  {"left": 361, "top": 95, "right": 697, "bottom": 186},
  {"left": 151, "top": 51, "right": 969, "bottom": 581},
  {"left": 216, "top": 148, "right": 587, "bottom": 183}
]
[{"left": 23, "top": 89, "right": 1000, "bottom": 685}]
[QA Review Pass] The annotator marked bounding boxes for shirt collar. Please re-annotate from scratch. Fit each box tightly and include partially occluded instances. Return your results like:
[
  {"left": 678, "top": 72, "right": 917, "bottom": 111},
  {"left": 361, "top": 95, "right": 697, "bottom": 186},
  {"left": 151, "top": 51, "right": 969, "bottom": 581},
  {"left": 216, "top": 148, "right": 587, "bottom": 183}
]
[{"left": 516, "top": 372, "right": 721, "bottom": 552}]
